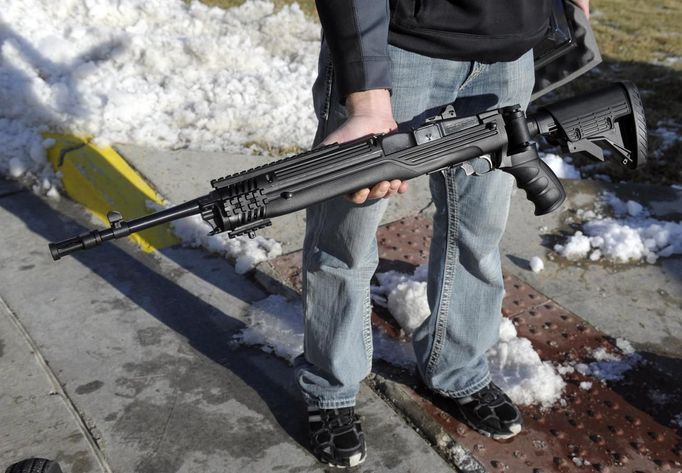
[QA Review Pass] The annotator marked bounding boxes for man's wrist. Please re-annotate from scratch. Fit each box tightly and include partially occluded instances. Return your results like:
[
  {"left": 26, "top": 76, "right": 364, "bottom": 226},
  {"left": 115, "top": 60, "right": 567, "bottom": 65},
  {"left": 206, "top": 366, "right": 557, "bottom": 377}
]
[{"left": 345, "top": 89, "right": 393, "bottom": 120}]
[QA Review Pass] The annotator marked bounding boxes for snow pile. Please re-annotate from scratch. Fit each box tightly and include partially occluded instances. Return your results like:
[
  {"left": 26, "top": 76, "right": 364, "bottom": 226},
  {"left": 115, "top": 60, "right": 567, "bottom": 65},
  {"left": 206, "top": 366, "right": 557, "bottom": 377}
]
[
  {"left": 234, "top": 294, "right": 416, "bottom": 367},
  {"left": 574, "top": 341, "right": 642, "bottom": 382},
  {"left": 1, "top": 0, "right": 320, "bottom": 187},
  {"left": 371, "top": 264, "right": 430, "bottom": 336},
  {"left": 554, "top": 193, "right": 682, "bottom": 263},
  {"left": 540, "top": 152, "right": 581, "bottom": 179},
  {"left": 170, "top": 213, "right": 281, "bottom": 274},
  {"left": 487, "top": 318, "right": 565, "bottom": 408},
  {"left": 234, "top": 295, "right": 304, "bottom": 362}
]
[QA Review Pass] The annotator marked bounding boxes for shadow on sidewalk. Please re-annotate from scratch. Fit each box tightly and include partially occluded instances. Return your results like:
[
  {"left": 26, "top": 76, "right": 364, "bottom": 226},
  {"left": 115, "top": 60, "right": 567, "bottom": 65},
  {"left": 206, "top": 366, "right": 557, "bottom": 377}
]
[{"left": 0, "top": 188, "right": 311, "bottom": 469}]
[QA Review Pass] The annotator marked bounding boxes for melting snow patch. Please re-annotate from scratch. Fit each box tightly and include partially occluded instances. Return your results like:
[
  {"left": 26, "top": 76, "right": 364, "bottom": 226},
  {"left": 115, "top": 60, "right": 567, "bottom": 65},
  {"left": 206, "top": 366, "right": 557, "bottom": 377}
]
[
  {"left": 234, "top": 295, "right": 417, "bottom": 368},
  {"left": 236, "top": 281, "right": 567, "bottom": 408},
  {"left": 574, "top": 345, "right": 642, "bottom": 382},
  {"left": 372, "top": 266, "right": 566, "bottom": 407},
  {"left": 554, "top": 193, "right": 682, "bottom": 263},
  {"left": 235, "top": 295, "right": 303, "bottom": 363},
  {"left": 170, "top": 212, "right": 282, "bottom": 274}
]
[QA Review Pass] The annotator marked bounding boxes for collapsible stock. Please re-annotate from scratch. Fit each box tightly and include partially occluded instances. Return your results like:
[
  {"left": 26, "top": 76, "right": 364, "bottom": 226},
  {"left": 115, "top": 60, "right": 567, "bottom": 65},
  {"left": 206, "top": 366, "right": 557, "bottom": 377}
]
[{"left": 49, "top": 82, "right": 646, "bottom": 261}]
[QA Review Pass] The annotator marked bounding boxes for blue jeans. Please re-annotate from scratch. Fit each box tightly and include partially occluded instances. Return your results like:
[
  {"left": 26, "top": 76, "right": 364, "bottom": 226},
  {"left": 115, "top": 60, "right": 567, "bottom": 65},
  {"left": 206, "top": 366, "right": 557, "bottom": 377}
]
[{"left": 295, "top": 44, "right": 535, "bottom": 408}]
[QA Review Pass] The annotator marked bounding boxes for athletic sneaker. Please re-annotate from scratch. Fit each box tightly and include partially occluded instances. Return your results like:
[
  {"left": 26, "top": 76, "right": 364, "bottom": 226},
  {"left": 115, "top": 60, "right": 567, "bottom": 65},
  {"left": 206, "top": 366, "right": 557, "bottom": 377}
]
[
  {"left": 307, "top": 406, "right": 367, "bottom": 468},
  {"left": 454, "top": 382, "right": 523, "bottom": 440}
]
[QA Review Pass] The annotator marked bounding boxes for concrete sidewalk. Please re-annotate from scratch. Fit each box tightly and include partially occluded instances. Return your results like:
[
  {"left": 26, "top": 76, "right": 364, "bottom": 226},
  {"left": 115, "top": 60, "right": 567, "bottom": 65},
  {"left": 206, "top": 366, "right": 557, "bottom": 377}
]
[{"left": 0, "top": 180, "right": 453, "bottom": 472}]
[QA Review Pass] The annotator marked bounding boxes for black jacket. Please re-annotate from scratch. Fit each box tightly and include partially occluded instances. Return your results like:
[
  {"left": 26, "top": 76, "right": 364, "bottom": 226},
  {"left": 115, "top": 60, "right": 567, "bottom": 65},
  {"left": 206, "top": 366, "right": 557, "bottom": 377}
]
[{"left": 316, "top": 0, "right": 551, "bottom": 99}]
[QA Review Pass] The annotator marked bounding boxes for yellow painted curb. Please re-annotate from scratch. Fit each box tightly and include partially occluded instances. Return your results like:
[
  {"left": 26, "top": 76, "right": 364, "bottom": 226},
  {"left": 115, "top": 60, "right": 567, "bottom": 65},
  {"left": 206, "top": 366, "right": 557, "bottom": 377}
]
[{"left": 46, "top": 134, "right": 180, "bottom": 252}]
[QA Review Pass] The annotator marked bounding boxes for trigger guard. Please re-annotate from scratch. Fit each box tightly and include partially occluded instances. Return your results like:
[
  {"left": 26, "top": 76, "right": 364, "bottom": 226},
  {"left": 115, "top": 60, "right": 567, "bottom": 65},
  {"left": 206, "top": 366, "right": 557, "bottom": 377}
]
[{"left": 469, "top": 155, "right": 494, "bottom": 176}]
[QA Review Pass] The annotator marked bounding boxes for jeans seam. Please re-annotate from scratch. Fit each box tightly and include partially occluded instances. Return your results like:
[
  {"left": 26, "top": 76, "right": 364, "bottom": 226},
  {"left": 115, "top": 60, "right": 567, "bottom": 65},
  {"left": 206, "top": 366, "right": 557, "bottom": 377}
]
[
  {"left": 302, "top": 202, "right": 329, "bottom": 357},
  {"left": 362, "top": 288, "right": 373, "bottom": 376},
  {"left": 432, "top": 372, "right": 492, "bottom": 399},
  {"left": 302, "top": 394, "right": 357, "bottom": 409},
  {"left": 424, "top": 169, "right": 459, "bottom": 377}
]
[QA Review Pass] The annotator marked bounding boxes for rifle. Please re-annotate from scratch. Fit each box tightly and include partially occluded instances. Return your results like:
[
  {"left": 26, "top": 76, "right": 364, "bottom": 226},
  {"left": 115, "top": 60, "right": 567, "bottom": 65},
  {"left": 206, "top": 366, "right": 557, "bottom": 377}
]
[{"left": 49, "top": 82, "right": 647, "bottom": 261}]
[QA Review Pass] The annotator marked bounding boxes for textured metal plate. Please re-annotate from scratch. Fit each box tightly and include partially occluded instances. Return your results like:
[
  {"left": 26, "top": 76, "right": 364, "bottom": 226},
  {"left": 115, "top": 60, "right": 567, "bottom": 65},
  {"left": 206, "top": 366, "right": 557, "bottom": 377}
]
[{"left": 264, "top": 215, "right": 682, "bottom": 472}]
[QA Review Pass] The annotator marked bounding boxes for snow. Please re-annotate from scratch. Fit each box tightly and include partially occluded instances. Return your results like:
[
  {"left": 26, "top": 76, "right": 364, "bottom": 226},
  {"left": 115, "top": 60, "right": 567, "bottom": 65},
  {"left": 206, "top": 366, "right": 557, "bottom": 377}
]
[
  {"left": 234, "top": 295, "right": 303, "bottom": 362},
  {"left": 238, "top": 265, "right": 567, "bottom": 408},
  {"left": 169, "top": 212, "right": 282, "bottom": 274},
  {"left": 234, "top": 294, "right": 416, "bottom": 368},
  {"left": 574, "top": 345, "right": 642, "bottom": 382},
  {"left": 529, "top": 256, "right": 544, "bottom": 273},
  {"left": 2, "top": 0, "right": 316, "bottom": 269},
  {"left": 372, "top": 264, "right": 430, "bottom": 336},
  {"left": 1, "top": 0, "right": 319, "bottom": 187},
  {"left": 540, "top": 152, "right": 581, "bottom": 179},
  {"left": 487, "top": 318, "right": 566, "bottom": 408},
  {"left": 554, "top": 193, "right": 682, "bottom": 263}
]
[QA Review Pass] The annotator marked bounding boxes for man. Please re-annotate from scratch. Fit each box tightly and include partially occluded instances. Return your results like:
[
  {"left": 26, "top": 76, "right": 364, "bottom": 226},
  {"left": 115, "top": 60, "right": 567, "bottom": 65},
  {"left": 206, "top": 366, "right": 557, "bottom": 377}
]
[{"left": 295, "top": 0, "right": 590, "bottom": 468}]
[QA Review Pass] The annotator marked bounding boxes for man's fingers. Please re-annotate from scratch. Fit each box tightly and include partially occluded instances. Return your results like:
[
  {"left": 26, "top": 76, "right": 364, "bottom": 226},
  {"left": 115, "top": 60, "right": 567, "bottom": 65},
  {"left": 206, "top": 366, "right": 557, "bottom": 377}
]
[
  {"left": 383, "top": 180, "right": 402, "bottom": 199},
  {"left": 347, "top": 180, "right": 408, "bottom": 204},
  {"left": 349, "top": 188, "right": 371, "bottom": 204},
  {"left": 368, "top": 181, "right": 390, "bottom": 199}
]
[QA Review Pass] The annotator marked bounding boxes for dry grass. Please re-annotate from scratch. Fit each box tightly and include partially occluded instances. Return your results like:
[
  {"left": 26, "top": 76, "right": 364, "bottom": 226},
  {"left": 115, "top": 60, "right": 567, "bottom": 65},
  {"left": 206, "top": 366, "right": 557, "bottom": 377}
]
[
  {"left": 197, "top": 0, "right": 316, "bottom": 17},
  {"left": 545, "top": 0, "right": 682, "bottom": 184}
]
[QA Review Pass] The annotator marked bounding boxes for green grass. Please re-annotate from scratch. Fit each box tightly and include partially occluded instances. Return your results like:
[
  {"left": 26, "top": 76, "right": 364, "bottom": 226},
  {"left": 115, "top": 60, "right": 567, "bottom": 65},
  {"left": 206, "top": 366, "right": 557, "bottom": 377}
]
[{"left": 197, "top": 0, "right": 681, "bottom": 184}]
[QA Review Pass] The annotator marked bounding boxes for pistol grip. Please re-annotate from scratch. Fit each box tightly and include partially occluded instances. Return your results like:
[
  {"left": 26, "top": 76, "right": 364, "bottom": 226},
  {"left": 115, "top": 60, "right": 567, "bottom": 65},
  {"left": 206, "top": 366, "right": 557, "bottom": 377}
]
[{"left": 503, "top": 148, "right": 566, "bottom": 215}]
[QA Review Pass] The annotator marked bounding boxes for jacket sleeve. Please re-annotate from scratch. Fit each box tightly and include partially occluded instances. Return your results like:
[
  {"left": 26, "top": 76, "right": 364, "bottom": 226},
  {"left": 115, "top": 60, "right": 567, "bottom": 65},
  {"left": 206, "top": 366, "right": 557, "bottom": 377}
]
[{"left": 315, "top": 0, "right": 392, "bottom": 101}]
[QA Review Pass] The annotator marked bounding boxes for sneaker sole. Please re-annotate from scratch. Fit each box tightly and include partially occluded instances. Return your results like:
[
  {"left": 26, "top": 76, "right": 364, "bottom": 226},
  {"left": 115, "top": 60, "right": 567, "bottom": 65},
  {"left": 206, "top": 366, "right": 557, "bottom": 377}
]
[
  {"left": 325, "top": 451, "right": 367, "bottom": 469},
  {"left": 467, "top": 420, "right": 522, "bottom": 441}
]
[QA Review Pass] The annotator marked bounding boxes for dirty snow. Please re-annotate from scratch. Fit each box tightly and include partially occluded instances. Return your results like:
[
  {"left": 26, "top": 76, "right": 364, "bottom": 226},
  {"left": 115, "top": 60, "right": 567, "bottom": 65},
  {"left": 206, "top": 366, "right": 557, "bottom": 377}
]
[
  {"left": 170, "top": 212, "right": 282, "bottom": 274},
  {"left": 1, "top": 0, "right": 319, "bottom": 187},
  {"left": 237, "top": 264, "right": 567, "bottom": 408},
  {"left": 574, "top": 345, "right": 642, "bottom": 382},
  {"left": 554, "top": 192, "right": 682, "bottom": 263},
  {"left": 234, "top": 295, "right": 416, "bottom": 368}
]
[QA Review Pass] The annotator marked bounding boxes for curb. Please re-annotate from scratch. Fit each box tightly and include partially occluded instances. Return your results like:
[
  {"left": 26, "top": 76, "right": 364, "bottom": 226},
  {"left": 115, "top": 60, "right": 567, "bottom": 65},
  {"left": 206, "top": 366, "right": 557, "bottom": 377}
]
[
  {"left": 46, "top": 134, "right": 179, "bottom": 252},
  {"left": 367, "top": 374, "right": 486, "bottom": 473}
]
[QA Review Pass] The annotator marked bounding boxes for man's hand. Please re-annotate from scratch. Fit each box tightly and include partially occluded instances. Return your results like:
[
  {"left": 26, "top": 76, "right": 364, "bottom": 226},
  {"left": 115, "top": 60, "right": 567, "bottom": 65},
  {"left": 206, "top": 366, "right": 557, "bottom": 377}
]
[
  {"left": 574, "top": 0, "right": 590, "bottom": 18},
  {"left": 321, "top": 89, "right": 409, "bottom": 204}
]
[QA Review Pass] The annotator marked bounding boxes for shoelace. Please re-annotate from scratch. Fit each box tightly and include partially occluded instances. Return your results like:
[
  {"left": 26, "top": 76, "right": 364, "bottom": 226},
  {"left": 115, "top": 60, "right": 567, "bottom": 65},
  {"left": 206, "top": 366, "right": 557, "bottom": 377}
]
[{"left": 323, "top": 408, "right": 356, "bottom": 431}]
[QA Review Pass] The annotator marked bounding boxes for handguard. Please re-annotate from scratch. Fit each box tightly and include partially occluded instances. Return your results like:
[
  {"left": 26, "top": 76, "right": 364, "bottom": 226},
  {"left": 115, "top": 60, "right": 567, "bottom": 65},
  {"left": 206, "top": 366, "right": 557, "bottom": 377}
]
[{"left": 49, "top": 82, "right": 647, "bottom": 261}]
